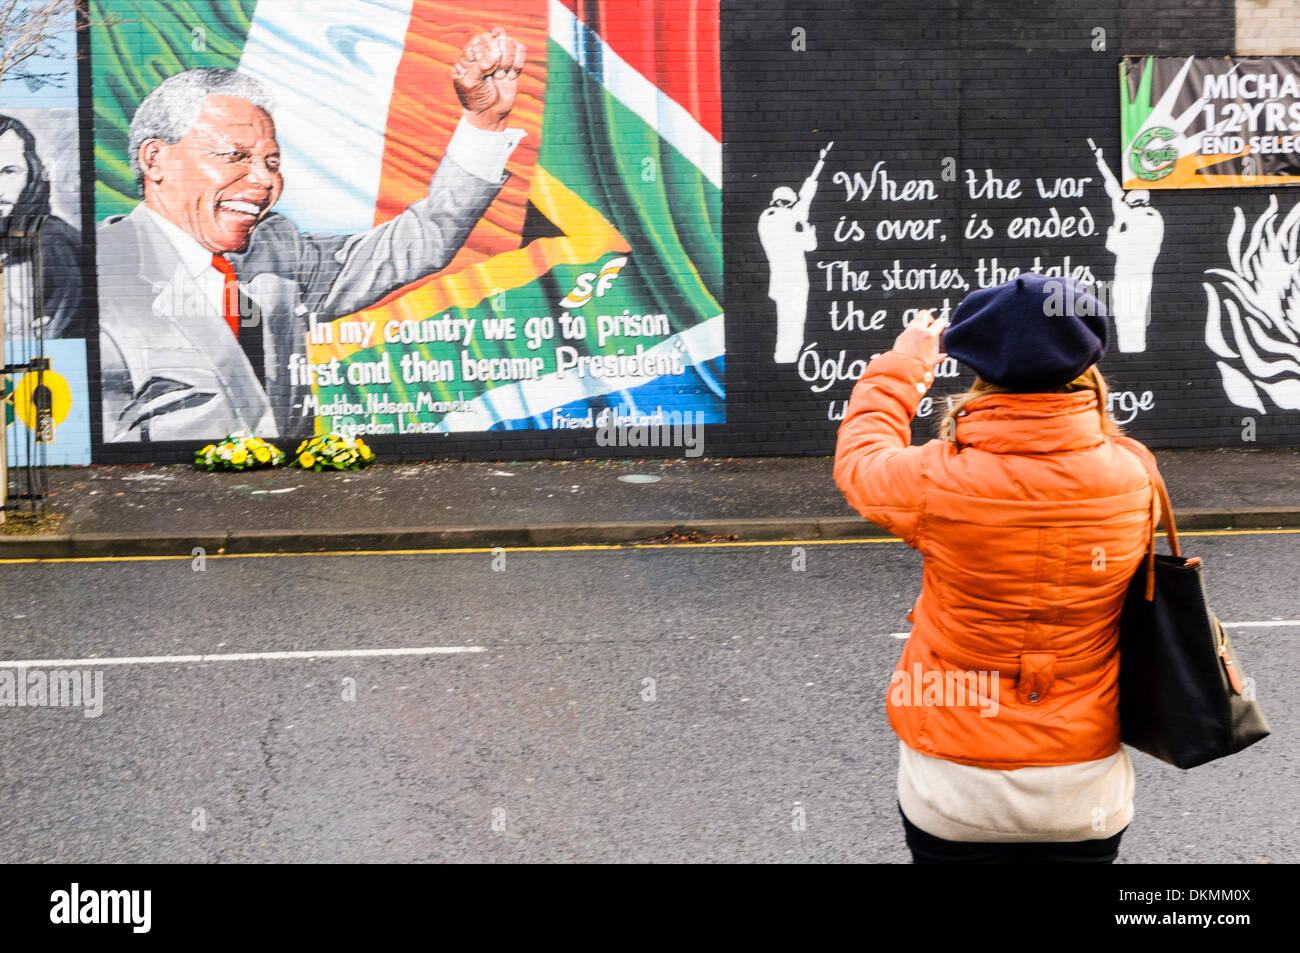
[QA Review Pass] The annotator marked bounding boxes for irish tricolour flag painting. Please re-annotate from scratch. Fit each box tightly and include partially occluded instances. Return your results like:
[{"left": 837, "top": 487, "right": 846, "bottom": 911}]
[{"left": 92, "top": 0, "right": 722, "bottom": 443}]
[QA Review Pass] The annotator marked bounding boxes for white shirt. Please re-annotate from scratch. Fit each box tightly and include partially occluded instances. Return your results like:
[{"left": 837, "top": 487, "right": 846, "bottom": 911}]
[
  {"left": 444, "top": 115, "right": 526, "bottom": 185},
  {"left": 144, "top": 204, "right": 228, "bottom": 318}
]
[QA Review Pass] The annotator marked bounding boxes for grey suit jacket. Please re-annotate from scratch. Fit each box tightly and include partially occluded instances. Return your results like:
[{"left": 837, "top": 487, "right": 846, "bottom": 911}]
[{"left": 98, "top": 156, "right": 502, "bottom": 443}]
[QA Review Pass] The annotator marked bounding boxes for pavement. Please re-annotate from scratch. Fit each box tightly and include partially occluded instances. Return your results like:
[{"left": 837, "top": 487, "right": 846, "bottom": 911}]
[{"left": 1, "top": 448, "right": 1297, "bottom": 558}]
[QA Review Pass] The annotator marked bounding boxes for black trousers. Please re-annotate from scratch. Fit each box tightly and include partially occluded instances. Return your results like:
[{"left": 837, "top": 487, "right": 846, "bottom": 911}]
[{"left": 899, "top": 804, "right": 1125, "bottom": 864}]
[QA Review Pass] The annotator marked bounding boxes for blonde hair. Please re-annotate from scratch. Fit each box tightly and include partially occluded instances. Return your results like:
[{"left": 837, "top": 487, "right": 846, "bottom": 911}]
[{"left": 937, "top": 365, "right": 1123, "bottom": 447}]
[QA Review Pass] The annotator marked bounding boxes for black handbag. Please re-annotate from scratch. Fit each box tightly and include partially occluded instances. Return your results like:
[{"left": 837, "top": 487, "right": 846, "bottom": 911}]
[{"left": 1118, "top": 446, "right": 1270, "bottom": 769}]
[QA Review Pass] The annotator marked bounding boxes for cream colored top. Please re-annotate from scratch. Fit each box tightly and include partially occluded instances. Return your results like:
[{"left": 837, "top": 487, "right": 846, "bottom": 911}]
[{"left": 897, "top": 740, "right": 1135, "bottom": 842}]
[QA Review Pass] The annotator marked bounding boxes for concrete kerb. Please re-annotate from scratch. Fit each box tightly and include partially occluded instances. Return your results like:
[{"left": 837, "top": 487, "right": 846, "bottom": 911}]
[
  {"left": 0, "top": 533, "right": 77, "bottom": 558},
  {"left": 1170, "top": 509, "right": 1300, "bottom": 531},
  {"left": 0, "top": 508, "right": 1295, "bottom": 559},
  {"left": 70, "top": 532, "right": 229, "bottom": 558}
]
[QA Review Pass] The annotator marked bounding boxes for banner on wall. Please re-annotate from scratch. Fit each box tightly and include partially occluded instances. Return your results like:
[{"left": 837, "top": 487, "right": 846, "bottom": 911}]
[
  {"left": 1121, "top": 55, "right": 1300, "bottom": 189},
  {"left": 92, "top": 0, "right": 723, "bottom": 445}
]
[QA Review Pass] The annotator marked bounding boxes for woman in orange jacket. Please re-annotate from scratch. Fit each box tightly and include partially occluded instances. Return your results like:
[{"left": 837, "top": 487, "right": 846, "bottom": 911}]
[{"left": 834, "top": 274, "right": 1160, "bottom": 863}]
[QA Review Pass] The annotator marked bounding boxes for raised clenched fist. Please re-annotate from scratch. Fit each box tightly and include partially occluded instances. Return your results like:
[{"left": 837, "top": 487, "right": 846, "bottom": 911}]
[{"left": 453, "top": 27, "right": 527, "bottom": 132}]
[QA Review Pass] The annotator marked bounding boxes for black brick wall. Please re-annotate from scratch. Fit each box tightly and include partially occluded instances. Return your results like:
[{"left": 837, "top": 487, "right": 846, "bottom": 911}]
[{"left": 721, "top": 0, "right": 1299, "bottom": 455}]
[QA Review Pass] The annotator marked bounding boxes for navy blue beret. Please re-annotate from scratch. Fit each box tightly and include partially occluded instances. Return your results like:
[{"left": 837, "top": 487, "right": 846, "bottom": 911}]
[{"left": 941, "top": 274, "right": 1108, "bottom": 391}]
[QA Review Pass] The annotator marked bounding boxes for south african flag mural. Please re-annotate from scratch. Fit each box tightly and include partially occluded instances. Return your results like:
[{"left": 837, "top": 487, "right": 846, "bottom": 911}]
[{"left": 92, "top": 0, "right": 722, "bottom": 442}]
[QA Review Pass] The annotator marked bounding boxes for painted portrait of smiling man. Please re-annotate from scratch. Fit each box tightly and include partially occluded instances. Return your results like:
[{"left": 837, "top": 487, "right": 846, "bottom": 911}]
[
  {"left": 97, "top": 27, "right": 527, "bottom": 444},
  {"left": 0, "top": 113, "right": 83, "bottom": 340},
  {"left": 136, "top": 92, "right": 284, "bottom": 256}
]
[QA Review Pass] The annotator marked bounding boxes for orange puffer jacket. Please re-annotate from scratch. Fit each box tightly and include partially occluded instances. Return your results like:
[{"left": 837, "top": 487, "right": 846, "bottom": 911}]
[{"left": 834, "top": 350, "right": 1159, "bottom": 770}]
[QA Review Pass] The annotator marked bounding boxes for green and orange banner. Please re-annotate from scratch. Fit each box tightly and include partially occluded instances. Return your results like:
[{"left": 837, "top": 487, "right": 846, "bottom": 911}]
[{"left": 1121, "top": 55, "right": 1300, "bottom": 189}]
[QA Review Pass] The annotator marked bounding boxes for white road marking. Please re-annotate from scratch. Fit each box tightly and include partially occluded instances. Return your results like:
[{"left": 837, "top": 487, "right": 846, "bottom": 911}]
[
  {"left": 0, "top": 646, "right": 486, "bottom": 668},
  {"left": 885, "top": 621, "right": 1297, "bottom": 640},
  {"left": 1, "top": 621, "right": 1292, "bottom": 670},
  {"left": 1221, "top": 620, "right": 1299, "bottom": 628}
]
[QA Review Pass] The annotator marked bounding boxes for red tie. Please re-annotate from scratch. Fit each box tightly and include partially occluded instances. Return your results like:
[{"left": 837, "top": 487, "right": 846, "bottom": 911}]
[{"left": 210, "top": 254, "right": 241, "bottom": 337}]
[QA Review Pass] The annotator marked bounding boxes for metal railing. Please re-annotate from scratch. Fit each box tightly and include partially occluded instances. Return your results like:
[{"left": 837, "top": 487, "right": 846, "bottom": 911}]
[{"left": 1, "top": 213, "right": 52, "bottom": 523}]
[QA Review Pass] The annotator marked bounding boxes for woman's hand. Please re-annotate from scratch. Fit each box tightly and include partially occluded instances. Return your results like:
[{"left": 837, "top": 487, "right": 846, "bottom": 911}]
[{"left": 892, "top": 309, "right": 948, "bottom": 366}]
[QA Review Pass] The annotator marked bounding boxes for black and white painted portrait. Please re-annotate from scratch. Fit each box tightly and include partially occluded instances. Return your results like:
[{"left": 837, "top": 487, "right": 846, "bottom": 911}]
[{"left": 0, "top": 109, "right": 83, "bottom": 340}]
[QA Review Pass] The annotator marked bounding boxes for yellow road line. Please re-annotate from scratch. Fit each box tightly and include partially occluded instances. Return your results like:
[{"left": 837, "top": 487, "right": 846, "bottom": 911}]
[{"left": 1, "top": 527, "right": 1297, "bottom": 564}]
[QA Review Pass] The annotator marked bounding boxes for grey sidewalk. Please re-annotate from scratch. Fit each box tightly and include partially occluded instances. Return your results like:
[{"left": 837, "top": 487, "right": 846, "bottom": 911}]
[{"left": 1, "top": 449, "right": 1297, "bottom": 557}]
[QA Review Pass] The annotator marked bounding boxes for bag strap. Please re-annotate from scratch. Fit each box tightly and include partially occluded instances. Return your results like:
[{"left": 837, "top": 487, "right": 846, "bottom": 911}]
[{"left": 1116, "top": 438, "right": 1180, "bottom": 600}]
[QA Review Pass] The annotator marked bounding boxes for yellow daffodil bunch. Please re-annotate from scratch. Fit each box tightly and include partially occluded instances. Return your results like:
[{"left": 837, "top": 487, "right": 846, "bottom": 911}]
[
  {"left": 194, "top": 433, "right": 286, "bottom": 471},
  {"left": 294, "top": 432, "right": 375, "bottom": 471}
]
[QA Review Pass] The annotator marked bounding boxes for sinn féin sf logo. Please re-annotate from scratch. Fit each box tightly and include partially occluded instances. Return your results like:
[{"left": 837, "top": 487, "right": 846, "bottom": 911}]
[
  {"left": 560, "top": 256, "right": 628, "bottom": 308},
  {"left": 1128, "top": 126, "right": 1178, "bottom": 181}
]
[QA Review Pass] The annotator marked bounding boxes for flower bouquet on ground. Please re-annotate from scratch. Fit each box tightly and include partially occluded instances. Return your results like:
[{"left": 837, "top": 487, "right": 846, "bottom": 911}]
[
  {"left": 194, "top": 433, "right": 286, "bottom": 471},
  {"left": 295, "top": 432, "right": 375, "bottom": 471}
]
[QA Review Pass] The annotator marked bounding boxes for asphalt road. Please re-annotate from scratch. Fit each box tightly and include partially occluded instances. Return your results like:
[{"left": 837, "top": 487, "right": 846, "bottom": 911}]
[{"left": 0, "top": 530, "right": 1295, "bottom": 863}]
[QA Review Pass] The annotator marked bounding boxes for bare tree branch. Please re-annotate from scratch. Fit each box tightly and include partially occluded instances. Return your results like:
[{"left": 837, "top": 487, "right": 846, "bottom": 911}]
[
  {"left": 0, "top": 1, "right": 130, "bottom": 92},
  {"left": 0, "top": 0, "right": 75, "bottom": 88}
]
